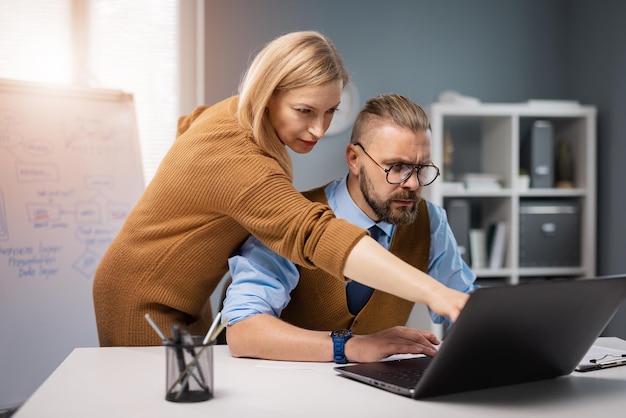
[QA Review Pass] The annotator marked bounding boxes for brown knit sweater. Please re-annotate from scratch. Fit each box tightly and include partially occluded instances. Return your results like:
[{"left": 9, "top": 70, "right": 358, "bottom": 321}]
[
  {"left": 92, "top": 96, "right": 367, "bottom": 346},
  {"left": 280, "top": 186, "right": 431, "bottom": 334}
]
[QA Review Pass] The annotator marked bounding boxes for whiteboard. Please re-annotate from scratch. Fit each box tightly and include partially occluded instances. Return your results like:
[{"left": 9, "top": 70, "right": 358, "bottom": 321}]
[{"left": 0, "top": 79, "right": 145, "bottom": 409}]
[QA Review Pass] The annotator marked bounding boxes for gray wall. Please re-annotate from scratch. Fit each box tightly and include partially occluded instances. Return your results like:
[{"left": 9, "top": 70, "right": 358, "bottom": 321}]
[
  {"left": 203, "top": 0, "right": 626, "bottom": 337},
  {"left": 564, "top": 0, "right": 626, "bottom": 335}
]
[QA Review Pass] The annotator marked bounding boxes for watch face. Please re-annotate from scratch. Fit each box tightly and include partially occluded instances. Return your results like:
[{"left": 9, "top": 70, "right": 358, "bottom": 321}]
[{"left": 331, "top": 329, "right": 352, "bottom": 338}]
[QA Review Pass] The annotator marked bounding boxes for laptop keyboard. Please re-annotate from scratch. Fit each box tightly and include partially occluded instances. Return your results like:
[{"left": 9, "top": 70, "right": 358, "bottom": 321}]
[{"left": 381, "top": 368, "right": 424, "bottom": 384}]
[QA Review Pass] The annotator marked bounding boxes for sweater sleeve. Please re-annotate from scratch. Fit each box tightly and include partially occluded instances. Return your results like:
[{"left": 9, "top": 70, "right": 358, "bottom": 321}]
[{"left": 227, "top": 159, "right": 367, "bottom": 279}]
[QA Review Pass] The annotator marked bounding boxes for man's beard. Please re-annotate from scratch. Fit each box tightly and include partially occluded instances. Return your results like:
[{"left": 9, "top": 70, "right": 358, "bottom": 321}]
[{"left": 359, "top": 167, "right": 420, "bottom": 225}]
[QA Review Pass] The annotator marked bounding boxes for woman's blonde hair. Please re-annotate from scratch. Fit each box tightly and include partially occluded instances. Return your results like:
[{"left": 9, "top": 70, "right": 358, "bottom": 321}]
[{"left": 237, "top": 31, "right": 349, "bottom": 178}]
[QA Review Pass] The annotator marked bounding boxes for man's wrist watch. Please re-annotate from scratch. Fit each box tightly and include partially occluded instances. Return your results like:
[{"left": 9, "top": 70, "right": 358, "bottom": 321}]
[{"left": 330, "top": 328, "right": 353, "bottom": 364}]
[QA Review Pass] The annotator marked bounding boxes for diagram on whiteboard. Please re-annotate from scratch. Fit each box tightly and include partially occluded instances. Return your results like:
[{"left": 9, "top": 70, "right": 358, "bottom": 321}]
[{"left": 0, "top": 86, "right": 145, "bottom": 281}]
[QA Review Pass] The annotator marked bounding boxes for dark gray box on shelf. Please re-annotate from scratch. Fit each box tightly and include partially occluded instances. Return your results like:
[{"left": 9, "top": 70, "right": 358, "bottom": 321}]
[{"left": 519, "top": 200, "right": 580, "bottom": 267}]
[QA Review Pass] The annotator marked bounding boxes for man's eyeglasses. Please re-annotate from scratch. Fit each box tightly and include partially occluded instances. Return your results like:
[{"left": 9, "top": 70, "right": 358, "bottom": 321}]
[{"left": 354, "top": 142, "right": 440, "bottom": 186}]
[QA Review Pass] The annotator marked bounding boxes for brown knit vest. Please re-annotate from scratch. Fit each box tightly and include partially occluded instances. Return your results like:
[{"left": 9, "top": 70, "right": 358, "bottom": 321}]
[{"left": 280, "top": 185, "right": 431, "bottom": 334}]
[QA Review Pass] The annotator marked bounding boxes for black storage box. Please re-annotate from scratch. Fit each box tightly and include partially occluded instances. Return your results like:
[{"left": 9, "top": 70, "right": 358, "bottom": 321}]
[{"left": 519, "top": 200, "right": 580, "bottom": 267}]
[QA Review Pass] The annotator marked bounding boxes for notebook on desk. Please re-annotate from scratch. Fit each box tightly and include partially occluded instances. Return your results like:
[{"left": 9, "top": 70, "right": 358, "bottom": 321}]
[{"left": 335, "top": 274, "right": 626, "bottom": 399}]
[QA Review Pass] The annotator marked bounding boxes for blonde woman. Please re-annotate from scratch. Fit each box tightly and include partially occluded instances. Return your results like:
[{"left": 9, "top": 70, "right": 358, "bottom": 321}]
[{"left": 93, "top": 31, "right": 468, "bottom": 346}]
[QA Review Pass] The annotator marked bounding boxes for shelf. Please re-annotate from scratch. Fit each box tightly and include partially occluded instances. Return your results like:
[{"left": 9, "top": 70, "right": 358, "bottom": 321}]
[
  {"left": 518, "top": 267, "right": 588, "bottom": 277},
  {"left": 441, "top": 184, "right": 587, "bottom": 198},
  {"left": 518, "top": 188, "right": 586, "bottom": 197},
  {"left": 441, "top": 186, "right": 513, "bottom": 198},
  {"left": 472, "top": 268, "right": 514, "bottom": 277}
]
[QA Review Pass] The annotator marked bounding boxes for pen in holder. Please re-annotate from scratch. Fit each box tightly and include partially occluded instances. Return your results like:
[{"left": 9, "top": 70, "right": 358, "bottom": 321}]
[
  {"left": 144, "top": 313, "right": 222, "bottom": 403},
  {"left": 165, "top": 334, "right": 214, "bottom": 402}
]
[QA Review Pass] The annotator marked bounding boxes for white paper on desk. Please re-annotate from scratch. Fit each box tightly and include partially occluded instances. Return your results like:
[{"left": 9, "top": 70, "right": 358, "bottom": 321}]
[{"left": 577, "top": 345, "right": 625, "bottom": 369}]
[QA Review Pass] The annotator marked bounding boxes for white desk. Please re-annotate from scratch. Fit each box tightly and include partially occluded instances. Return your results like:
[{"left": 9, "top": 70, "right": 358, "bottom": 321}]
[{"left": 13, "top": 337, "right": 626, "bottom": 418}]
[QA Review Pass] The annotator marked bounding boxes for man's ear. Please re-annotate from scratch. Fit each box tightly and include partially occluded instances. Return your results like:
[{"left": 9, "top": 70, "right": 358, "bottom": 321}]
[{"left": 346, "top": 144, "right": 360, "bottom": 176}]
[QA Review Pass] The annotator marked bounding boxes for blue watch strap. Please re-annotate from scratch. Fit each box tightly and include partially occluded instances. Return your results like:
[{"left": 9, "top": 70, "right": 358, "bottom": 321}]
[{"left": 331, "top": 329, "right": 352, "bottom": 364}]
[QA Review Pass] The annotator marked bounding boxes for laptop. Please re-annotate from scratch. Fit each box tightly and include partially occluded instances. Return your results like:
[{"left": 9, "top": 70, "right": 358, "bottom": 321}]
[{"left": 335, "top": 275, "right": 626, "bottom": 399}]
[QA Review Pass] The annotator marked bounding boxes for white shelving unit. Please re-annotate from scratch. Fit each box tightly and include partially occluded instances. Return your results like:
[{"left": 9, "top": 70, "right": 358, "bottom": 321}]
[
  {"left": 407, "top": 100, "right": 596, "bottom": 338},
  {"left": 407, "top": 101, "right": 597, "bottom": 337},
  {"left": 425, "top": 100, "right": 597, "bottom": 286}
]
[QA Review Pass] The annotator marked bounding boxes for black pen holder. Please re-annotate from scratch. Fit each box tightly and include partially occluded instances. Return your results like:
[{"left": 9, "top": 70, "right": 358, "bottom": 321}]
[{"left": 165, "top": 336, "right": 214, "bottom": 402}]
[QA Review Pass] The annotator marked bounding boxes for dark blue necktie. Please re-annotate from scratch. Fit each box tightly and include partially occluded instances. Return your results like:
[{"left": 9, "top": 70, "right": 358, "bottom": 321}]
[{"left": 346, "top": 225, "right": 383, "bottom": 315}]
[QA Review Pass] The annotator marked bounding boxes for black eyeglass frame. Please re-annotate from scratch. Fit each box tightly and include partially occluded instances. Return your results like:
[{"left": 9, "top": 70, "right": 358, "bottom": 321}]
[{"left": 353, "top": 142, "right": 440, "bottom": 186}]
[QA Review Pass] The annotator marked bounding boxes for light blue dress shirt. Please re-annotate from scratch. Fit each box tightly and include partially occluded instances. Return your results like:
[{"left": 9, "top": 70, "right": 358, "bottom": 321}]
[{"left": 223, "top": 176, "right": 477, "bottom": 327}]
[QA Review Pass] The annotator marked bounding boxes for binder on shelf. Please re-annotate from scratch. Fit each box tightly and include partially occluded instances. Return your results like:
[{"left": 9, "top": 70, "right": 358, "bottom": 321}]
[
  {"left": 444, "top": 199, "right": 471, "bottom": 265},
  {"left": 469, "top": 229, "right": 487, "bottom": 269},
  {"left": 487, "top": 222, "right": 507, "bottom": 269},
  {"left": 521, "top": 120, "right": 554, "bottom": 188}
]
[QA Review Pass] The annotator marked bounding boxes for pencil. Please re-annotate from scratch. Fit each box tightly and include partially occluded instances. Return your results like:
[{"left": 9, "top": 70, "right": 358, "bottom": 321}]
[{"left": 203, "top": 311, "right": 222, "bottom": 345}]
